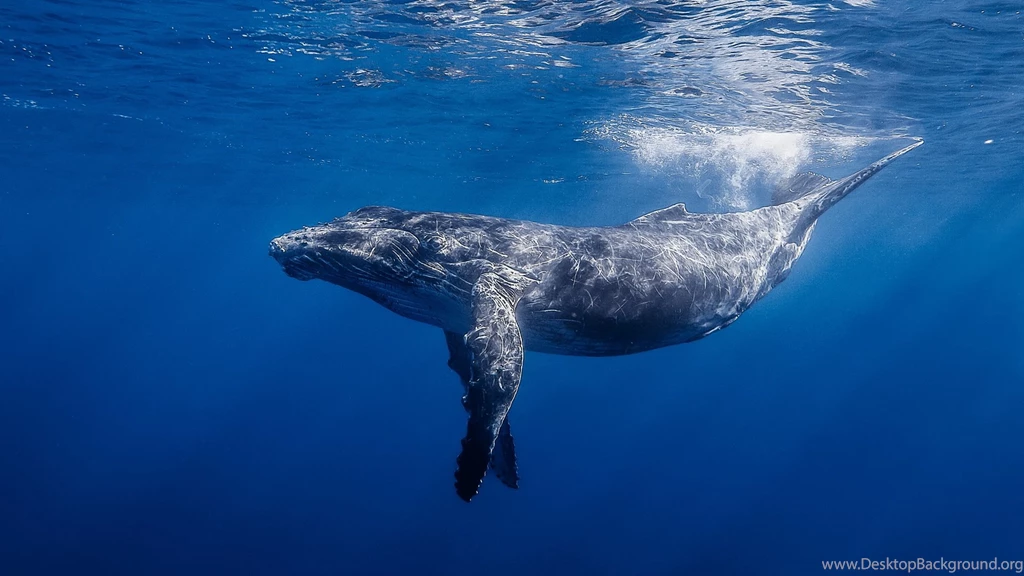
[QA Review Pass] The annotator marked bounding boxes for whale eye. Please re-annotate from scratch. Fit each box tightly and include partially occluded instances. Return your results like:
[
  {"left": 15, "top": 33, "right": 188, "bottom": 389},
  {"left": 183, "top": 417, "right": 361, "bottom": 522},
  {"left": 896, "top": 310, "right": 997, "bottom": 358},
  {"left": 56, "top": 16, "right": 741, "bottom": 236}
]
[{"left": 424, "top": 235, "right": 447, "bottom": 252}]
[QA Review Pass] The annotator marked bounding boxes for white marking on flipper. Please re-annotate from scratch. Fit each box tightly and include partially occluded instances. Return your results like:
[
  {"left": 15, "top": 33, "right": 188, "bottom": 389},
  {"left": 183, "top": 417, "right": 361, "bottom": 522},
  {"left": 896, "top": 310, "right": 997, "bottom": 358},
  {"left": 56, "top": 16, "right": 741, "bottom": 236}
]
[{"left": 454, "top": 265, "right": 535, "bottom": 502}]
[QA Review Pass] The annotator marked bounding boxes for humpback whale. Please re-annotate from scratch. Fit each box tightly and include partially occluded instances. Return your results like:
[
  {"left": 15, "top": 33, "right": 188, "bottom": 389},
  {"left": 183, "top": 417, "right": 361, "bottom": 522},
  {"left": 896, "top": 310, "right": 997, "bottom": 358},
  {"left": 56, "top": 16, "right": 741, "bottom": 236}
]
[{"left": 269, "top": 141, "right": 921, "bottom": 501}]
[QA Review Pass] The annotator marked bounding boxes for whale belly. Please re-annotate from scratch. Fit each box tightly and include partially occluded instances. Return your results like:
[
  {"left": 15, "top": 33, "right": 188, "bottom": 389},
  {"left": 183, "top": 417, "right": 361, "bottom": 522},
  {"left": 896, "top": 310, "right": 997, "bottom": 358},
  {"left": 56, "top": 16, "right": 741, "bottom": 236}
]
[
  {"left": 515, "top": 269, "right": 763, "bottom": 356},
  {"left": 516, "top": 296, "right": 736, "bottom": 357}
]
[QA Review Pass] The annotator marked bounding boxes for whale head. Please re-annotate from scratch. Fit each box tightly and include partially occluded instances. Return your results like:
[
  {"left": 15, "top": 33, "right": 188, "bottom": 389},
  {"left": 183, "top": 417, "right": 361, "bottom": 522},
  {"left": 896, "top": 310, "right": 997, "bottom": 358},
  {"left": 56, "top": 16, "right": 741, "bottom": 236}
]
[{"left": 269, "top": 206, "right": 472, "bottom": 327}]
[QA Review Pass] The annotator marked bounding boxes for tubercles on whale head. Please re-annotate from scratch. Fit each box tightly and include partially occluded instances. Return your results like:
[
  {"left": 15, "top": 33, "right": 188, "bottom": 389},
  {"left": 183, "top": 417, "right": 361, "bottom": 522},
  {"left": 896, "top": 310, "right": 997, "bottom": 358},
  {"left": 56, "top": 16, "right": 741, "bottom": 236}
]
[{"left": 269, "top": 207, "right": 427, "bottom": 290}]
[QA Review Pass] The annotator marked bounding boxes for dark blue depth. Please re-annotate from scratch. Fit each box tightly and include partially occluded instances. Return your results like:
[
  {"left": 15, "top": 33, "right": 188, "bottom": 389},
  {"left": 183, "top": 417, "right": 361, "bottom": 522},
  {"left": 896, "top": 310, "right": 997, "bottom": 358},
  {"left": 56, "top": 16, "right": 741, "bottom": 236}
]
[{"left": 1, "top": 1, "right": 1023, "bottom": 574}]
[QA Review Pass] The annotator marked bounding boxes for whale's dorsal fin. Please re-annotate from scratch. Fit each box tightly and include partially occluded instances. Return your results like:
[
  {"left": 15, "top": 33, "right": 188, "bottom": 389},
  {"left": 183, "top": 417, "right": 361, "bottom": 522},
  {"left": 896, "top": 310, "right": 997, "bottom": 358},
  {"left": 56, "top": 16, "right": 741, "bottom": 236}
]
[
  {"left": 454, "top": 264, "right": 534, "bottom": 502},
  {"left": 771, "top": 172, "right": 833, "bottom": 205},
  {"left": 630, "top": 203, "right": 689, "bottom": 224},
  {"left": 444, "top": 330, "right": 519, "bottom": 490}
]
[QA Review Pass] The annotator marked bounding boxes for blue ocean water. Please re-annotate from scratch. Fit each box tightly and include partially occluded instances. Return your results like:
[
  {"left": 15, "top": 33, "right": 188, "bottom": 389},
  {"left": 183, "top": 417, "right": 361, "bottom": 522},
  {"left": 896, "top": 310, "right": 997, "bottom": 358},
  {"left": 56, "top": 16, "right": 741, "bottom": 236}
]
[{"left": 1, "top": 0, "right": 1023, "bottom": 573}]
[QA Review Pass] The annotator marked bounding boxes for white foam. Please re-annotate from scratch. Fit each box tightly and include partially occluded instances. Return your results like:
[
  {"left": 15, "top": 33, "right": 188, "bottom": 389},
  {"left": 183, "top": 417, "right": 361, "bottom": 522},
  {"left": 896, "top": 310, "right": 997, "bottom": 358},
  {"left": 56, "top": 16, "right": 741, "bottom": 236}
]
[{"left": 591, "top": 118, "right": 874, "bottom": 210}]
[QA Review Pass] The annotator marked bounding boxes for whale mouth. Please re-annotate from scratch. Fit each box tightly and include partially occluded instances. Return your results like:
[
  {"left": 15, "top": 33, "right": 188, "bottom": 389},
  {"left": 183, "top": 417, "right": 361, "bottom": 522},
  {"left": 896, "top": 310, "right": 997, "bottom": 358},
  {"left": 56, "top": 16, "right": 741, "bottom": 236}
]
[
  {"left": 269, "top": 236, "right": 337, "bottom": 281},
  {"left": 269, "top": 226, "right": 424, "bottom": 286},
  {"left": 269, "top": 238, "right": 318, "bottom": 281},
  {"left": 268, "top": 237, "right": 289, "bottom": 263}
]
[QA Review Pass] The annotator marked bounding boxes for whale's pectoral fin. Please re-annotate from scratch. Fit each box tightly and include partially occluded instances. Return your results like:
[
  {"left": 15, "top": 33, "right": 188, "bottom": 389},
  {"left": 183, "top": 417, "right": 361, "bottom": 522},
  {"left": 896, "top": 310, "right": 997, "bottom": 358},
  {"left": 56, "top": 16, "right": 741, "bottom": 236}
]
[
  {"left": 445, "top": 330, "right": 520, "bottom": 490},
  {"left": 454, "top": 267, "right": 533, "bottom": 502},
  {"left": 444, "top": 330, "right": 473, "bottom": 384},
  {"left": 489, "top": 418, "right": 519, "bottom": 489}
]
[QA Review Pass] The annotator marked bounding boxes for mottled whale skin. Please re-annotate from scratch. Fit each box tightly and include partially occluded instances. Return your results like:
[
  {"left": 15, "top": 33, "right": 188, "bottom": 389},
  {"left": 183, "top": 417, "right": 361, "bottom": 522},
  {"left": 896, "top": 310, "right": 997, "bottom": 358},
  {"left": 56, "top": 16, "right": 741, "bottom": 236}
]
[{"left": 269, "top": 141, "right": 921, "bottom": 501}]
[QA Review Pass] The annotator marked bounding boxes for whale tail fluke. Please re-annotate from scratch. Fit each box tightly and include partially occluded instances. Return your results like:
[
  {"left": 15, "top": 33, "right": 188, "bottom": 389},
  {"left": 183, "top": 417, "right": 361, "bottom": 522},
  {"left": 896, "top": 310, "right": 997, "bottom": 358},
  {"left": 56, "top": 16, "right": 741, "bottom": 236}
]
[
  {"left": 772, "top": 140, "right": 923, "bottom": 232},
  {"left": 773, "top": 139, "right": 923, "bottom": 208},
  {"left": 810, "top": 139, "right": 923, "bottom": 214},
  {"left": 771, "top": 172, "right": 834, "bottom": 205}
]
